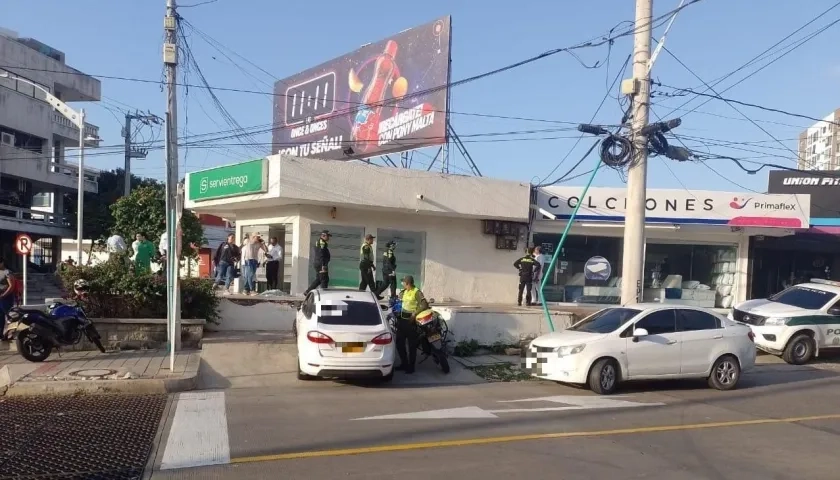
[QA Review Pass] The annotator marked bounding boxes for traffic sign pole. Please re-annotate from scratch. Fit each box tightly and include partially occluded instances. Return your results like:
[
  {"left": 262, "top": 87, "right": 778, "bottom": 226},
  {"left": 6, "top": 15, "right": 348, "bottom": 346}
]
[{"left": 14, "top": 234, "right": 33, "bottom": 306}]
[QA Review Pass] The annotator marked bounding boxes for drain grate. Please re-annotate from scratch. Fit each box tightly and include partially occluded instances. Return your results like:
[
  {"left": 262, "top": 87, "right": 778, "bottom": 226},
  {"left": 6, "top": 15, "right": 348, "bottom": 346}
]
[{"left": 0, "top": 394, "right": 167, "bottom": 480}]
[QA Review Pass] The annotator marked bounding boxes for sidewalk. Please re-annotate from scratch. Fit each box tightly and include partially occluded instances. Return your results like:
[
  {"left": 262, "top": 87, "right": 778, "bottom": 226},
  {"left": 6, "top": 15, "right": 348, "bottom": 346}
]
[{"left": 0, "top": 348, "right": 200, "bottom": 396}]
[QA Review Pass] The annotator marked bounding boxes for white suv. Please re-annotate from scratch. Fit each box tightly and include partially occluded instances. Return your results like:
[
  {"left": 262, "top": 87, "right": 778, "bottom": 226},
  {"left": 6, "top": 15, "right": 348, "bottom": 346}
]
[{"left": 730, "top": 279, "right": 840, "bottom": 364}]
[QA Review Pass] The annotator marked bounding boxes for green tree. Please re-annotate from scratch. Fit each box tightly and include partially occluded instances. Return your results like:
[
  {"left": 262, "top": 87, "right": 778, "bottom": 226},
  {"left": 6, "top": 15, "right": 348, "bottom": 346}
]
[
  {"left": 64, "top": 169, "right": 162, "bottom": 242},
  {"left": 110, "top": 185, "right": 205, "bottom": 258}
]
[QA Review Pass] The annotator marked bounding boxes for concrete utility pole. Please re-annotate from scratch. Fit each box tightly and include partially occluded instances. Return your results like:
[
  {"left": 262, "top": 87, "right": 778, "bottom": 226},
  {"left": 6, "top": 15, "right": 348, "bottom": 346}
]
[
  {"left": 76, "top": 109, "right": 86, "bottom": 265},
  {"left": 163, "top": 0, "right": 182, "bottom": 362},
  {"left": 620, "top": 0, "right": 653, "bottom": 305},
  {"left": 123, "top": 112, "right": 158, "bottom": 196}
]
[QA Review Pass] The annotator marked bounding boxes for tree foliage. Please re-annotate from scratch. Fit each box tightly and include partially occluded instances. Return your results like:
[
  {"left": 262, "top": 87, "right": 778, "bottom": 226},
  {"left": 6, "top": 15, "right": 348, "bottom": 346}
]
[
  {"left": 110, "top": 185, "right": 205, "bottom": 258},
  {"left": 64, "top": 169, "right": 161, "bottom": 242}
]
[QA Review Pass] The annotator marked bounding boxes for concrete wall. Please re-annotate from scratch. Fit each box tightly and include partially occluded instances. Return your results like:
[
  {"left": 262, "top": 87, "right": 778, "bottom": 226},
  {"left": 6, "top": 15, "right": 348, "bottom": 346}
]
[
  {"left": 212, "top": 298, "right": 575, "bottom": 347},
  {"left": 186, "top": 156, "right": 531, "bottom": 222},
  {"left": 234, "top": 204, "right": 525, "bottom": 303}
]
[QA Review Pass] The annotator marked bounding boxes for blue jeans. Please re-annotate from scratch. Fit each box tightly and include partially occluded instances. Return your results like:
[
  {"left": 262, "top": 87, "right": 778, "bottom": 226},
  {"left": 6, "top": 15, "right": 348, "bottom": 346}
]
[
  {"left": 243, "top": 259, "right": 258, "bottom": 292},
  {"left": 215, "top": 261, "right": 234, "bottom": 289}
]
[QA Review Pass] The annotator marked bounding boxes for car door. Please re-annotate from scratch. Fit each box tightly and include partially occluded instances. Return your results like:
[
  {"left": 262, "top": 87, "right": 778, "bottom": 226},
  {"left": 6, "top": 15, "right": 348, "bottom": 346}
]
[
  {"left": 677, "top": 309, "right": 723, "bottom": 375},
  {"left": 624, "top": 308, "right": 680, "bottom": 378},
  {"left": 296, "top": 293, "right": 315, "bottom": 341}
]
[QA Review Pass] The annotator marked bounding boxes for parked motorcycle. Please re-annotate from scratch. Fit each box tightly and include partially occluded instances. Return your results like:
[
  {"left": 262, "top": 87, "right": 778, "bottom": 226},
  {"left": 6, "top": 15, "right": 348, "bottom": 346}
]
[
  {"left": 2, "top": 293, "right": 105, "bottom": 362},
  {"left": 388, "top": 298, "right": 450, "bottom": 374}
]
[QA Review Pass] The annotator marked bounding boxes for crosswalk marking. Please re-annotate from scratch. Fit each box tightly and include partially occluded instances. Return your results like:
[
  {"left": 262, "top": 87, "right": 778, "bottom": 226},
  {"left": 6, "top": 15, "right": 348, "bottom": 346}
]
[{"left": 160, "top": 392, "right": 231, "bottom": 470}]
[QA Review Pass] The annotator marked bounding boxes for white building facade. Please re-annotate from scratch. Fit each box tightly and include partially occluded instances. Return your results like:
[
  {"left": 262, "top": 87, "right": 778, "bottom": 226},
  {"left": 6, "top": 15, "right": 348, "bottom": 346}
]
[
  {"left": 0, "top": 28, "right": 100, "bottom": 272},
  {"left": 185, "top": 156, "right": 532, "bottom": 303},
  {"left": 798, "top": 108, "right": 840, "bottom": 171}
]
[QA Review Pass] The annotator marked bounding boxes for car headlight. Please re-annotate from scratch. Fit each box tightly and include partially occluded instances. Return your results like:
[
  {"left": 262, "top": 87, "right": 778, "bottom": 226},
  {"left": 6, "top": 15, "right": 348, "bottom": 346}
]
[
  {"left": 764, "top": 317, "right": 791, "bottom": 326},
  {"left": 554, "top": 344, "right": 586, "bottom": 356}
]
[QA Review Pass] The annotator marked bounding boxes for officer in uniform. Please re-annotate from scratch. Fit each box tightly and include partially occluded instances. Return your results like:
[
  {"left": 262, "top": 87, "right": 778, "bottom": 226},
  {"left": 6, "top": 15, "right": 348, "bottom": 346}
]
[
  {"left": 377, "top": 241, "right": 398, "bottom": 299},
  {"left": 396, "top": 275, "right": 427, "bottom": 374},
  {"left": 513, "top": 248, "right": 541, "bottom": 306},
  {"left": 304, "top": 230, "right": 331, "bottom": 295},
  {"left": 359, "top": 234, "right": 381, "bottom": 298}
]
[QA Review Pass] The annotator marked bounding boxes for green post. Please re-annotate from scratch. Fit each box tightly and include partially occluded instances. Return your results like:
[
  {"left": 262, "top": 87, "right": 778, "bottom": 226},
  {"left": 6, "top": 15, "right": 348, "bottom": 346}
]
[{"left": 539, "top": 158, "right": 603, "bottom": 332}]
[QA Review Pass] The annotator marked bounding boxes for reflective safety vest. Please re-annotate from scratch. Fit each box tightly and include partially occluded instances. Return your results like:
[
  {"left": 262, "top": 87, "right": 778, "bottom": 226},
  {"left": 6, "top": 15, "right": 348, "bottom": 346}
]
[{"left": 402, "top": 287, "right": 420, "bottom": 314}]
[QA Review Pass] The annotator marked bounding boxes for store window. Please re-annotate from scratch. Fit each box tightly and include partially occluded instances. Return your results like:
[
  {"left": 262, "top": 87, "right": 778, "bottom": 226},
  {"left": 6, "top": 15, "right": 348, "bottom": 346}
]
[
  {"left": 532, "top": 234, "right": 624, "bottom": 304},
  {"left": 644, "top": 243, "right": 737, "bottom": 308},
  {"left": 375, "top": 229, "right": 425, "bottom": 288},
  {"left": 309, "top": 225, "right": 364, "bottom": 288}
]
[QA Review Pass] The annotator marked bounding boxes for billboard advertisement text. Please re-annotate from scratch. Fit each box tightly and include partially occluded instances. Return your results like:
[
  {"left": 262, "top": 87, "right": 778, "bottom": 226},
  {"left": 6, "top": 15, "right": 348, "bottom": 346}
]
[{"left": 272, "top": 16, "right": 451, "bottom": 161}]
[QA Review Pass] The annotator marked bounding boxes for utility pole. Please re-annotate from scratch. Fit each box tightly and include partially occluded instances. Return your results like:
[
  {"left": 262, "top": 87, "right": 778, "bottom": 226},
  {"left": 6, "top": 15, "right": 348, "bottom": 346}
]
[
  {"left": 620, "top": 0, "right": 653, "bottom": 305},
  {"left": 163, "top": 0, "right": 182, "bottom": 362},
  {"left": 122, "top": 112, "right": 158, "bottom": 196},
  {"left": 76, "top": 109, "right": 85, "bottom": 265}
]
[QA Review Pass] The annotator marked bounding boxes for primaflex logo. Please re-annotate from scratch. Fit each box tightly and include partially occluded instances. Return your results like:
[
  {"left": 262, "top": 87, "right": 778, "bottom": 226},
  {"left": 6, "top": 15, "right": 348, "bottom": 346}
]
[{"left": 729, "top": 197, "right": 751, "bottom": 209}]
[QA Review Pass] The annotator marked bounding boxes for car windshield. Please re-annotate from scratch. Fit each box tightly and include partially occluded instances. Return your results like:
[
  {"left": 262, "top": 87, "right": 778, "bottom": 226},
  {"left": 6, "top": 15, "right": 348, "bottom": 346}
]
[
  {"left": 567, "top": 307, "right": 641, "bottom": 334},
  {"left": 317, "top": 300, "right": 382, "bottom": 326},
  {"left": 768, "top": 286, "right": 836, "bottom": 310}
]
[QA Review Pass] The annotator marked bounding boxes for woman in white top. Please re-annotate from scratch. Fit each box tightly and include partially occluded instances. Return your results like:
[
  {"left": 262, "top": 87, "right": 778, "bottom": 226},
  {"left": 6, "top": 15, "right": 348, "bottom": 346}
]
[{"left": 265, "top": 237, "right": 283, "bottom": 291}]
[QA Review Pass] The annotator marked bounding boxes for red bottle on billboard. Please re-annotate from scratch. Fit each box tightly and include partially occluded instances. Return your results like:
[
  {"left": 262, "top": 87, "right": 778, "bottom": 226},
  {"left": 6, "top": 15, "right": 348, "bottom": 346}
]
[{"left": 351, "top": 40, "right": 399, "bottom": 153}]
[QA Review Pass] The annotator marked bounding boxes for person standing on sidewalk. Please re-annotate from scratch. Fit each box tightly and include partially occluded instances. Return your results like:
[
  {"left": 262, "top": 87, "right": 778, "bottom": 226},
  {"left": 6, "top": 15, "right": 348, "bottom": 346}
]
[
  {"left": 377, "top": 240, "right": 398, "bottom": 299},
  {"left": 0, "top": 258, "right": 16, "bottom": 317},
  {"left": 304, "top": 230, "right": 332, "bottom": 295},
  {"left": 513, "top": 248, "right": 540, "bottom": 307},
  {"left": 132, "top": 232, "right": 155, "bottom": 274},
  {"left": 532, "top": 245, "right": 548, "bottom": 302},
  {"left": 213, "top": 234, "right": 239, "bottom": 294},
  {"left": 395, "top": 275, "right": 428, "bottom": 374},
  {"left": 359, "top": 234, "right": 381, "bottom": 298},
  {"left": 265, "top": 236, "right": 283, "bottom": 291},
  {"left": 241, "top": 234, "right": 267, "bottom": 295}
]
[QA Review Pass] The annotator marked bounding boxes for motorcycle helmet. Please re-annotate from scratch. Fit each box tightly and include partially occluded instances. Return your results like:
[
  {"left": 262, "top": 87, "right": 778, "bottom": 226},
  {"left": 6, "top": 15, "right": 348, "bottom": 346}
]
[{"left": 73, "top": 279, "right": 89, "bottom": 296}]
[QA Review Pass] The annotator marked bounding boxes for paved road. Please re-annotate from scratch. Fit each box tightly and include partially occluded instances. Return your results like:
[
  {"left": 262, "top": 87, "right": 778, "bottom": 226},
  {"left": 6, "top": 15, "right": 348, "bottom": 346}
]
[{"left": 148, "top": 362, "right": 840, "bottom": 480}]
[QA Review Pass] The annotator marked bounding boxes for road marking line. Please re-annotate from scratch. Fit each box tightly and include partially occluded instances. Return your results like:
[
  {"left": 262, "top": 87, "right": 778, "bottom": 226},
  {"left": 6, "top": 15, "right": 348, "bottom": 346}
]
[
  {"left": 231, "top": 413, "right": 840, "bottom": 464},
  {"left": 160, "top": 391, "right": 230, "bottom": 470}
]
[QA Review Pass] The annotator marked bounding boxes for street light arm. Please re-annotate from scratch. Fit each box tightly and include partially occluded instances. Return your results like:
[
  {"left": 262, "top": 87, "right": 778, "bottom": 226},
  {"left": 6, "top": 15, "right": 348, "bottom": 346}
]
[{"left": 0, "top": 72, "right": 84, "bottom": 129}]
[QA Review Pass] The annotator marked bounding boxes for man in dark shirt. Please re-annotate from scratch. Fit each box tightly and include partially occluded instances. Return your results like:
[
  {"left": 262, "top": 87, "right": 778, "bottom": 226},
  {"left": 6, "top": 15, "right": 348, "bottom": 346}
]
[
  {"left": 359, "top": 234, "right": 381, "bottom": 298},
  {"left": 305, "top": 230, "right": 331, "bottom": 295},
  {"left": 513, "top": 248, "right": 541, "bottom": 307},
  {"left": 214, "top": 234, "right": 240, "bottom": 294},
  {"left": 377, "top": 240, "right": 398, "bottom": 299}
]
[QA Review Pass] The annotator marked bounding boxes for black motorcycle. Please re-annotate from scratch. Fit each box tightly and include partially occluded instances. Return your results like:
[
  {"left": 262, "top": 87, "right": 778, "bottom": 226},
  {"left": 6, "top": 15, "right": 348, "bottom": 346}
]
[
  {"left": 415, "top": 309, "right": 450, "bottom": 374},
  {"left": 2, "top": 301, "right": 105, "bottom": 362}
]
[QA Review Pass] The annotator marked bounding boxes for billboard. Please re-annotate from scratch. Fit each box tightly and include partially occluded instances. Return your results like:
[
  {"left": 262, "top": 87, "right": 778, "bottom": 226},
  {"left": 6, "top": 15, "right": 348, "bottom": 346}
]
[
  {"left": 768, "top": 170, "right": 840, "bottom": 221},
  {"left": 272, "top": 16, "right": 451, "bottom": 161}
]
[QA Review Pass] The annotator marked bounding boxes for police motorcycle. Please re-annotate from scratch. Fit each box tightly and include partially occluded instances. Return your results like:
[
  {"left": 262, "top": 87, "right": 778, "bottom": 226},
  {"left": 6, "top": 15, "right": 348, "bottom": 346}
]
[
  {"left": 2, "top": 279, "right": 105, "bottom": 362},
  {"left": 388, "top": 297, "right": 451, "bottom": 374}
]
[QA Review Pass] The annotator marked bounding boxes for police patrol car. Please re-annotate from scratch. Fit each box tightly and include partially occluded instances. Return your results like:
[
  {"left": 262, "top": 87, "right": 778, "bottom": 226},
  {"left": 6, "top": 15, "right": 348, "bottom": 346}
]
[{"left": 729, "top": 279, "right": 840, "bottom": 364}]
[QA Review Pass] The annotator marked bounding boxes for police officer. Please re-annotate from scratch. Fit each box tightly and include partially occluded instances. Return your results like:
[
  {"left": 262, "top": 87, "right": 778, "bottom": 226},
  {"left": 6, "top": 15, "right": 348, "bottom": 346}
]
[
  {"left": 396, "top": 275, "right": 428, "bottom": 374},
  {"left": 359, "top": 234, "right": 381, "bottom": 298},
  {"left": 377, "top": 241, "right": 398, "bottom": 299},
  {"left": 304, "top": 230, "right": 331, "bottom": 295},
  {"left": 513, "top": 248, "right": 541, "bottom": 306}
]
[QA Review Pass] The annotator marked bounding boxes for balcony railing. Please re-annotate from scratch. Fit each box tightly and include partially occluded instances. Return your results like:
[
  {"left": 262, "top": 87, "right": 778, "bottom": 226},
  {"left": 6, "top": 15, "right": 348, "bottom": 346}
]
[
  {"left": 52, "top": 113, "right": 100, "bottom": 145},
  {"left": 0, "top": 204, "right": 70, "bottom": 229},
  {"left": 0, "top": 144, "right": 98, "bottom": 192},
  {"left": 50, "top": 161, "right": 100, "bottom": 190}
]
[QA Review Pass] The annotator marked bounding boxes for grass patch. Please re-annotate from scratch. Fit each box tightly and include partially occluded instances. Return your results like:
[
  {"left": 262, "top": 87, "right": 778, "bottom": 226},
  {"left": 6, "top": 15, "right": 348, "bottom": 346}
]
[{"left": 468, "top": 363, "right": 536, "bottom": 382}]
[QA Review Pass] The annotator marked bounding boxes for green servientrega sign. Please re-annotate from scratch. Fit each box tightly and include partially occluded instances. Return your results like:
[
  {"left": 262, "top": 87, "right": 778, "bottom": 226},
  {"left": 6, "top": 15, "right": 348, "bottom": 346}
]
[{"left": 188, "top": 159, "right": 267, "bottom": 202}]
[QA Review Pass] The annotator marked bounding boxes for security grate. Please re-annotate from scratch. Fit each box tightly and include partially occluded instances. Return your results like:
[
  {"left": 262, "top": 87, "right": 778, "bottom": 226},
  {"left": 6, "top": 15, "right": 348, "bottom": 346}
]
[{"left": 0, "top": 394, "right": 167, "bottom": 480}]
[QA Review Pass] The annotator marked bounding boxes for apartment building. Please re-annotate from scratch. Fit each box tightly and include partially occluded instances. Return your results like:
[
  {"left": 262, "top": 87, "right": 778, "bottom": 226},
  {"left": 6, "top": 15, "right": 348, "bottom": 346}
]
[
  {"left": 798, "top": 108, "right": 840, "bottom": 171},
  {"left": 0, "top": 27, "right": 100, "bottom": 273}
]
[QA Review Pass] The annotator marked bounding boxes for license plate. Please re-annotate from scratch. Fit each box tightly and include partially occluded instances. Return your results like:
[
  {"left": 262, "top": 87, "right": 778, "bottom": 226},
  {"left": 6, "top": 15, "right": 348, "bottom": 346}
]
[
  {"left": 341, "top": 343, "right": 365, "bottom": 353},
  {"left": 427, "top": 334, "right": 441, "bottom": 343}
]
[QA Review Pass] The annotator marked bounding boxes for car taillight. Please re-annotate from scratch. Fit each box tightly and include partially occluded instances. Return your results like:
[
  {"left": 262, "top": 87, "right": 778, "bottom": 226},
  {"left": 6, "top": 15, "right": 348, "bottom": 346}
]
[
  {"left": 371, "top": 332, "right": 393, "bottom": 345},
  {"left": 307, "top": 331, "right": 334, "bottom": 344},
  {"left": 747, "top": 331, "right": 755, "bottom": 342}
]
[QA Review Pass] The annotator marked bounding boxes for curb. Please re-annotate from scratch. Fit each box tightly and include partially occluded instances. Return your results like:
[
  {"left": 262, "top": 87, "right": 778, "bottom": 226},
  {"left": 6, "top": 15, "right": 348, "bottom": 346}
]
[{"left": 1, "top": 371, "right": 198, "bottom": 397}]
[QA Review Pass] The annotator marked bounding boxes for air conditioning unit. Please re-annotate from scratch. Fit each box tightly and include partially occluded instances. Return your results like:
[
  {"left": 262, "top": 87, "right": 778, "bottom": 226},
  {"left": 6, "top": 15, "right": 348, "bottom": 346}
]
[{"left": 0, "top": 132, "right": 14, "bottom": 146}]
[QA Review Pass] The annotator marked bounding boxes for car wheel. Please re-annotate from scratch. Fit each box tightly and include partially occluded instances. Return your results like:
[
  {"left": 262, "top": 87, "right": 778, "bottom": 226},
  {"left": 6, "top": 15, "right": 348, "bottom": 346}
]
[
  {"left": 782, "top": 333, "right": 815, "bottom": 365},
  {"left": 588, "top": 358, "right": 619, "bottom": 395},
  {"left": 296, "top": 357, "right": 313, "bottom": 381},
  {"left": 708, "top": 355, "right": 741, "bottom": 391}
]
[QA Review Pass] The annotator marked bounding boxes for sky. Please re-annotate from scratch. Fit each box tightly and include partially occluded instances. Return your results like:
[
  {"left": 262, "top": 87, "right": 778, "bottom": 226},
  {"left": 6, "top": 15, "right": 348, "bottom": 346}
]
[{"left": 5, "top": 0, "right": 840, "bottom": 194}]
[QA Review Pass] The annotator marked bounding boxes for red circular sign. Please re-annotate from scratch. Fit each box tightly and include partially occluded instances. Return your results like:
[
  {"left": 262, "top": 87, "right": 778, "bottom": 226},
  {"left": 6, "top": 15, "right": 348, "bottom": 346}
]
[{"left": 15, "top": 234, "right": 33, "bottom": 255}]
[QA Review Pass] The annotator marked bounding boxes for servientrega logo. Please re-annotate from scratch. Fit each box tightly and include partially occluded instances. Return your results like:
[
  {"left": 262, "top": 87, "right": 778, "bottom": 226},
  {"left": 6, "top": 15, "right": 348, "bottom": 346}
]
[{"left": 199, "top": 177, "right": 208, "bottom": 194}]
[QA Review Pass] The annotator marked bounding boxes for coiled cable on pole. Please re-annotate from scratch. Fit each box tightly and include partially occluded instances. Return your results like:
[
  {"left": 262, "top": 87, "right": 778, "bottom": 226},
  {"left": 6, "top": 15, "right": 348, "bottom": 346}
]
[{"left": 600, "top": 134, "right": 633, "bottom": 167}]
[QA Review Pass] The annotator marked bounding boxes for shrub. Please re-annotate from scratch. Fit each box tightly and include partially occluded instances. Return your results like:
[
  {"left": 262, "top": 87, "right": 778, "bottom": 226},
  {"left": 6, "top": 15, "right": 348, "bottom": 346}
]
[{"left": 57, "top": 254, "right": 220, "bottom": 323}]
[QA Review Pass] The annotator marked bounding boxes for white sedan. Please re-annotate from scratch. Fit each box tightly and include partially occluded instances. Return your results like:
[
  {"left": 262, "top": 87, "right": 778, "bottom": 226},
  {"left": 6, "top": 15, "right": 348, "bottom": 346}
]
[
  {"left": 295, "top": 288, "right": 396, "bottom": 382},
  {"left": 524, "top": 304, "right": 756, "bottom": 394}
]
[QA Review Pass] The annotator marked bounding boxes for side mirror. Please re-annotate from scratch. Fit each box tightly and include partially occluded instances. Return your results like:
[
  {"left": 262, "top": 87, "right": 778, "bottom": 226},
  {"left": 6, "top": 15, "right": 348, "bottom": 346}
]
[
  {"left": 829, "top": 307, "right": 840, "bottom": 316},
  {"left": 380, "top": 304, "right": 389, "bottom": 312},
  {"left": 632, "top": 328, "right": 649, "bottom": 342},
  {"left": 428, "top": 298, "right": 435, "bottom": 305}
]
